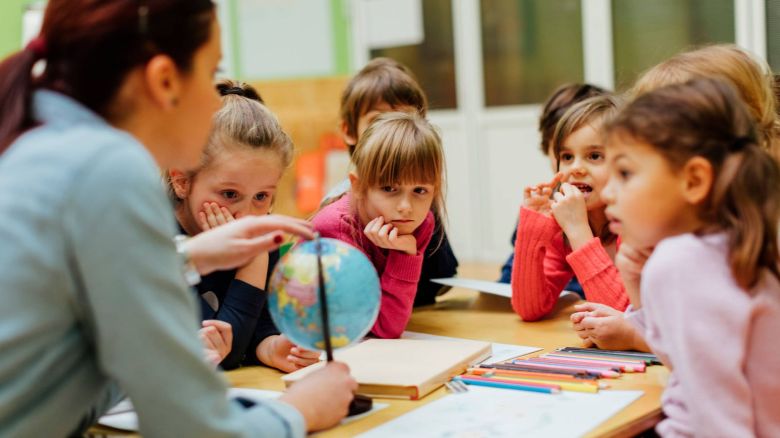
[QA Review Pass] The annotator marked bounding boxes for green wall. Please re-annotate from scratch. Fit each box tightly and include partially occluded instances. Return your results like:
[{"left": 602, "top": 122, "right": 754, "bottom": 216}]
[
  {"left": 0, "top": 0, "right": 29, "bottom": 58},
  {"left": 0, "top": 0, "right": 352, "bottom": 78}
]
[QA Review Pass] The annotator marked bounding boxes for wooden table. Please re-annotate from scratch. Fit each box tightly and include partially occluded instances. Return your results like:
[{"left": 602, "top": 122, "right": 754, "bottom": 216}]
[
  {"left": 229, "top": 287, "right": 667, "bottom": 437},
  {"left": 92, "top": 265, "right": 666, "bottom": 437}
]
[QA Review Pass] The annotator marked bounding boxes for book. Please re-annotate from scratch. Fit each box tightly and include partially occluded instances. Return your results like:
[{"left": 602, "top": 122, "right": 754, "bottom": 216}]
[{"left": 282, "top": 338, "right": 492, "bottom": 400}]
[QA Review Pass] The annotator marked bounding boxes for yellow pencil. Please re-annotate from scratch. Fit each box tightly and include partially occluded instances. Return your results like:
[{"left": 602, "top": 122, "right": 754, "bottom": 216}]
[{"left": 468, "top": 374, "right": 602, "bottom": 393}]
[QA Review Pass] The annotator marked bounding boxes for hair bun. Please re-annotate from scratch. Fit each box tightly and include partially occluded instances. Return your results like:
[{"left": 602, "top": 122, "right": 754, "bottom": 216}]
[{"left": 216, "top": 81, "right": 264, "bottom": 103}]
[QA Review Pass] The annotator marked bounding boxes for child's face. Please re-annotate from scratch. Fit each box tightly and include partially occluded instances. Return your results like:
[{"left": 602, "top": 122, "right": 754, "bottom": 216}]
[
  {"left": 186, "top": 147, "right": 283, "bottom": 230},
  {"left": 557, "top": 123, "right": 609, "bottom": 210},
  {"left": 363, "top": 182, "right": 435, "bottom": 235},
  {"left": 345, "top": 101, "right": 417, "bottom": 146},
  {"left": 602, "top": 137, "right": 697, "bottom": 248}
]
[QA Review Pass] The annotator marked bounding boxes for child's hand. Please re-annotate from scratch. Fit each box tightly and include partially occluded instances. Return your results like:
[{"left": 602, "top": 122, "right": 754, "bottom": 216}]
[
  {"left": 363, "top": 216, "right": 417, "bottom": 255},
  {"left": 199, "top": 320, "right": 233, "bottom": 366},
  {"left": 615, "top": 244, "right": 653, "bottom": 309},
  {"left": 198, "top": 202, "right": 235, "bottom": 231},
  {"left": 522, "top": 172, "right": 564, "bottom": 216},
  {"left": 570, "top": 303, "right": 648, "bottom": 351},
  {"left": 258, "top": 334, "right": 321, "bottom": 373},
  {"left": 551, "top": 182, "right": 592, "bottom": 249}
]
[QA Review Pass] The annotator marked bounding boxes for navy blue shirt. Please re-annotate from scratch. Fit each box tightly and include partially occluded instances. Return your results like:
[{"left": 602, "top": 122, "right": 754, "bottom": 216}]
[{"left": 184, "top": 221, "right": 281, "bottom": 369}]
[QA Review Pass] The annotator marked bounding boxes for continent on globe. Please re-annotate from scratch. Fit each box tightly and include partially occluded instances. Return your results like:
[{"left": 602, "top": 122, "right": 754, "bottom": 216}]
[{"left": 268, "top": 238, "right": 381, "bottom": 351}]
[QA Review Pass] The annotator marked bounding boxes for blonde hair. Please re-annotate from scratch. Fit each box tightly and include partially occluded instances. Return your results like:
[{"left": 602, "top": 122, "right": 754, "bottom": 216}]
[
  {"left": 167, "top": 80, "right": 293, "bottom": 202},
  {"left": 352, "top": 111, "right": 446, "bottom": 228},
  {"left": 630, "top": 44, "right": 779, "bottom": 154}
]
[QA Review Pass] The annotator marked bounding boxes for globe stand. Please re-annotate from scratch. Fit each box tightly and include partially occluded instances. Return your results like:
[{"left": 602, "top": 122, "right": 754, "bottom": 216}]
[{"left": 316, "top": 235, "right": 373, "bottom": 417}]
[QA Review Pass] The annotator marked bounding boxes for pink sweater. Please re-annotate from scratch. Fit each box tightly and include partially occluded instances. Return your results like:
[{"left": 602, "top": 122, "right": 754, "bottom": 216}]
[
  {"left": 511, "top": 207, "right": 628, "bottom": 321},
  {"left": 627, "top": 233, "right": 780, "bottom": 437},
  {"left": 312, "top": 194, "right": 435, "bottom": 339}
]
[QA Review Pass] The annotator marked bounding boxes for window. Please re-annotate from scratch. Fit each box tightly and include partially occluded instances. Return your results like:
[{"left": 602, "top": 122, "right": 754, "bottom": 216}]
[
  {"left": 612, "top": 0, "right": 735, "bottom": 90},
  {"left": 766, "top": 0, "right": 780, "bottom": 72},
  {"left": 370, "top": 0, "right": 458, "bottom": 110},
  {"left": 480, "top": 0, "right": 584, "bottom": 106}
]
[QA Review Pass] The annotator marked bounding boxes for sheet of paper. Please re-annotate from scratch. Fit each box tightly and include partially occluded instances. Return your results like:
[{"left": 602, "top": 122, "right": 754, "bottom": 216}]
[
  {"left": 358, "top": 387, "right": 644, "bottom": 438},
  {"left": 98, "top": 388, "right": 387, "bottom": 431},
  {"left": 401, "top": 331, "right": 540, "bottom": 364},
  {"left": 431, "top": 277, "right": 512, "bottom": 298}
]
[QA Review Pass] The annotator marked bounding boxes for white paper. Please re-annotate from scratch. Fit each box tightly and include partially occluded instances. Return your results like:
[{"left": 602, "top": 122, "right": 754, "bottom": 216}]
[
  {"left": 364, "top": 0, "right": 424, "bottom": 49},
  {"left": 358, "top": 387, "right": 644, "bottom": 438},
  {"left": 401, "top": 331, "right": 540, "bottom": 364},
  {"left": 98, "top": 388, "right": 387, "bottom": 431},
  {"left": 431, "top": 277, "right": 512, "bottom": 298}
]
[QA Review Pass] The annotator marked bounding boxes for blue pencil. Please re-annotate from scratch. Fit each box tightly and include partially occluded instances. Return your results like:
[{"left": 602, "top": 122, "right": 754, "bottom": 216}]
[{"left": 453, "top": 377, "right": 560, "bottom": 394}]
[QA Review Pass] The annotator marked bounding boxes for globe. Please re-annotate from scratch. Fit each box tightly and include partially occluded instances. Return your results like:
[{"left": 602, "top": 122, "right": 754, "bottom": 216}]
[{"left": 267, "top": 238, "right": 381, "bottom": 351}]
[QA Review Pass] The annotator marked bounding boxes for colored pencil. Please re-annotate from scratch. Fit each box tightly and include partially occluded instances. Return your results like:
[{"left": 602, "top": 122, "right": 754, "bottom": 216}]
[
  {"left": 531, "top": 356, "right": 644, "bottom": 373},
  {"left": 468, "top": 367, "right": 598, "bottom": 383},
  {"left": 557, "top": 347, "right": 661, "bottom": 365},
  {"left": 480, "top": 363, "right": 600, "bottom": 379},
  {"left": 454, "top": 376, "right": 560, "bottom": 394},
  {"left": 510, "top": 360, "right": 621, "bottom": 378},
  {"left": 541, "top": 354, "right": 646, "bottom": 372},
  {"left": 466, "top": 371, "right": 601, "bottom": 393}
]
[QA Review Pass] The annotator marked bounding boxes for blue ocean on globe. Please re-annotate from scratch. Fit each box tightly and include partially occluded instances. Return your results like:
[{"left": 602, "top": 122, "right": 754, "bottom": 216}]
[{"left": 267, "top": 238, "right": 381, "bottom": 351}]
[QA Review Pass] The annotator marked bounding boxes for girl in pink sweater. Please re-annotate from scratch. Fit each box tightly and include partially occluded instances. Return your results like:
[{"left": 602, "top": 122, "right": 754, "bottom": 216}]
[
  {"left": 603, "top": 78, "right": 780, "bottom": 437},
  {"left": 512, "top": 94, "right": 628, "bottom": 321},
  {"left": 312, "top": 112, "right": 444, "bottom": 339}
]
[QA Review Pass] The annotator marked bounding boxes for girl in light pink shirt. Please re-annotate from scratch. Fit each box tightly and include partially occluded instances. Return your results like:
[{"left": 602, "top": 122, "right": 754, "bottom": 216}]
[
  {"left": 312, "top": 112, "right": 444, "bottom": 339},
  {"left": 603, "top": 77, "right": 780, "bottom": 437}
]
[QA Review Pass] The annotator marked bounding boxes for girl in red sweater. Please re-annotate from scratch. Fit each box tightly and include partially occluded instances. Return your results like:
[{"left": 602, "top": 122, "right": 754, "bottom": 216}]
[
  {"left": 511, "top": 94, "right": 627, "bottom": 321},
  {"left": 312, "top": 112, "right": 445, "bottom": 338}
]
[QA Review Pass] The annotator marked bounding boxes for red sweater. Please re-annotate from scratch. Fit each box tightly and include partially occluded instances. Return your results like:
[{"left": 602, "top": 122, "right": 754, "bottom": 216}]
[
  {"left": 510, "top": 207, "right": 628, "bottom": 321},
  {"left": 312, "top": 194, "right": 435, "bottom": 338}
]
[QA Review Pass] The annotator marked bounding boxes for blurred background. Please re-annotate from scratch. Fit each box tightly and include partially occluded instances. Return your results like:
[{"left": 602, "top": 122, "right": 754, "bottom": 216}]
[{"left": 2, "top": 0, "right": 778, "bottom": 266}]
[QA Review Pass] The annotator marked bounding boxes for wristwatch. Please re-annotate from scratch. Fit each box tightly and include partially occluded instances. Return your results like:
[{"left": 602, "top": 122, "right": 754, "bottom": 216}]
[{"left": 174, "top": 234, "right": 201, "bottom": 286}]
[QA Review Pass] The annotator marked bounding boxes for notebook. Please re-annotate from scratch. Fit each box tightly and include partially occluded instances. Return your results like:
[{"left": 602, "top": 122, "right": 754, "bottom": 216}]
[{"left": 282, "top": 338, "right": 492, "bottom": 400}]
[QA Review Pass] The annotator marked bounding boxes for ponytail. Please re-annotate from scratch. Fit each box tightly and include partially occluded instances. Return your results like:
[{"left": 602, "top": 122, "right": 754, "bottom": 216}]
[
  {"left": 0, "top": 43, "right": 43, "bottom": 153},
  {"left": 709, "top": 143, "right": 780, "bottom": 289}
]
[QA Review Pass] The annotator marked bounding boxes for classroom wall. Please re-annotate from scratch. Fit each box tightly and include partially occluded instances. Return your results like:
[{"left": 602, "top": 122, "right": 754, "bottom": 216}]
[{"left": 0, "top": 0, "right": 28, "bottom": 58}]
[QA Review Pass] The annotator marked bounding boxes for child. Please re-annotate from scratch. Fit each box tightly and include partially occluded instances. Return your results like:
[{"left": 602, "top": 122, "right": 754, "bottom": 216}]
[
  {"left": 168, "top": 80, "right": 319, "bottom": 372},
  {"left": 511, "top": 94, "right": 628, "bottom": 321},
  {"left": 602, "top": 77, "right": 780, "bottom": 437},
  {"left": 573, "top": 44, "right": 780, "bottom": 350},
  {"left": 499, "top": 83, "right": 607, "bottom": 287},
  {"left": 324, "top": 57, "right": 458, "bottom": 307},
  {"left": 312, "top": 112, "right": 444, "bottom": 338}
]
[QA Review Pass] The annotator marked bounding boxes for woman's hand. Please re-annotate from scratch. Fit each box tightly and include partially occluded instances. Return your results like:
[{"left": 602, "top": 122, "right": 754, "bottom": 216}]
[
  {"left": 199, "top": 320, "right": 233, "bottom": 366},
  {"left": 257, "top": 334, "right": 321, "bottom": 373},
  {"left": 279, "top": 362, "right": 358, "bottom": 432},
  {"left": 363, "top": 216, "right": 417, "bottom": 255},
  {"left": 184, "top": 215, "right": 313, "bottom": 275}
]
